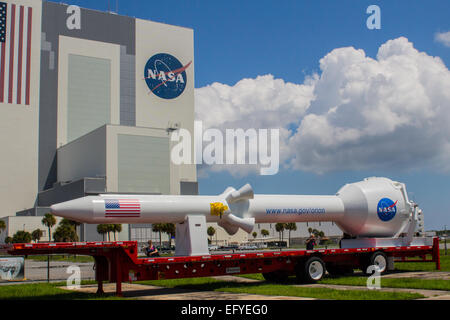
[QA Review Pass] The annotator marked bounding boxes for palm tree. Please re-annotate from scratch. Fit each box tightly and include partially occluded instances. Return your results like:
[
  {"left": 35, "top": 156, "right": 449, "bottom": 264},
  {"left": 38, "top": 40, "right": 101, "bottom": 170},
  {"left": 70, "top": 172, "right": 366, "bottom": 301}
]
[
  {"left": 261, "top": 229, "right": 269, "bottom": 237},
  {"left": 63, "top": 219, "right": 81, "bottom": 239},
  {"left": 275, "top": 223, "right": 285, "bottom": 245},
  {"left": 0, "top": 220, "right": 6, "bottom": 234},
  {"left": 152, "top": 223, "right": 164, "bottom": 247},
  {"left": 12, "top": 230, "right": 32, "bottom": 243},
  {"left": 112, "top": 224, "right": 122, "bottom": 241},
  {"left": 31, "top": 229, "right": 43, "bottom": 243},
  {"left": 285, "top": 223, "right": 297, "bottom": 247},
  {"left": 0, "top": 220, "right": 6, "bottom": 242},
  {"left": 53, "top": 223, "right": 78, "bottom": 242},
  {"left": 106, "top": 224, "right": 115, "bottom": 241},
  {"left": 42, "top": 213, "right": 56, "bottom": 242},
  {"left": 97, "top": 224, "right": 108, "bottom": 241},
  {"left": 164, "top": 223, "right": 176, "bottom": 247},
  {"left": 252, "top": 231, "right": 257, "bottom": 240},
  {"left": 207, "top": 226, "right": 216, "bottom": 244}
]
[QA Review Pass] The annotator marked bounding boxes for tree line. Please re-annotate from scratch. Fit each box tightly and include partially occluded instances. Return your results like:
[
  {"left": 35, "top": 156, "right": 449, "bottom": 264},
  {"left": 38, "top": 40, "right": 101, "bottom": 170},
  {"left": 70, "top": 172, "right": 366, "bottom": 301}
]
[
  {"left": 0, "top": 213, "right": 124, "bottom": 243},
  {"left": 0, "top": 213, "right": 82, "bottom": 243},
  {"left": 0, "top": 217, "right": 326, "bottom": 246}
]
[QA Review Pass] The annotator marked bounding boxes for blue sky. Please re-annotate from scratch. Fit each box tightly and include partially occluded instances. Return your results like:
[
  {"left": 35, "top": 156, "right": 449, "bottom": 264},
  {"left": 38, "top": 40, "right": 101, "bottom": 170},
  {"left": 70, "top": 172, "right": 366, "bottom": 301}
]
[
  {"left": 52, "top": 0, "right": 450, "bottom": 87},
  {"left": 49, "top": 0, "right": 450, "bottom": 230}
]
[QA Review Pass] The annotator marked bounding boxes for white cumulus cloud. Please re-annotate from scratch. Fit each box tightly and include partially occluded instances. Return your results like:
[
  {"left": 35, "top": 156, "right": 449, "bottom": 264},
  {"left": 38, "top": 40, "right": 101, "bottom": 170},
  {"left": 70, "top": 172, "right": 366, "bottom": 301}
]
[
  {"left": 435, "top": 31, "right": 450, "bottom": 47},
  {"left": 195, "top": 75, "right": 316, "bottom": 176},
  {"left": 195, "top": 37, "right": 450, "bottom": 176},
  {"left": 195, "top": 74, "right": 316, "bottom": 129}
]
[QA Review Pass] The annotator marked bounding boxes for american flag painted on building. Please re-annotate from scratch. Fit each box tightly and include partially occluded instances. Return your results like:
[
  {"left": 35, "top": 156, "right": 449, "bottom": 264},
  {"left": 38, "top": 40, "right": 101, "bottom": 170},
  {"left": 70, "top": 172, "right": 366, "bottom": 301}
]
[
  {"left": 0, "top": 1, "right": 33, "bottom": 105},
  {"left": 104, "top": 199, "right": 141, "bottom": 218}
]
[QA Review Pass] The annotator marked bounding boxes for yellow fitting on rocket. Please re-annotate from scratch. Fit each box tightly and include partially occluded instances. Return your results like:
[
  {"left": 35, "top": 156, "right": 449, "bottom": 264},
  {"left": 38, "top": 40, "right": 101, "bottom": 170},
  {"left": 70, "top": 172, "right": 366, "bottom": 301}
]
[{"left": 210, "top": 202, "right": 228, "bottom": 217}]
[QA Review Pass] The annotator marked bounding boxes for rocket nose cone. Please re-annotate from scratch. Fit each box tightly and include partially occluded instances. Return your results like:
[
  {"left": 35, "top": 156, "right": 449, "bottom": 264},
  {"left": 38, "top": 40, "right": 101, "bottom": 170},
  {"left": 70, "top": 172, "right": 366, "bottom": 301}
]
[
  {"left": 50, "top": 203, "right": 58, "bottom": 215},
  {"left": 50, "top": 197, "right": 94, "bottom": 223},
  {"left": 50, "top": 203, "right": 68, "bottom": 217}
]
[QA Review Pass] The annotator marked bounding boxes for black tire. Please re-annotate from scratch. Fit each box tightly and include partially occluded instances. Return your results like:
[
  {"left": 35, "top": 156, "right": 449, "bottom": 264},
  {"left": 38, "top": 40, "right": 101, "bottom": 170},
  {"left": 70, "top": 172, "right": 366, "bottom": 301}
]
[
  {"left": 362, "top": 251, "right": 388, "bottom": 275},
  {"left": 262, "top": 272, "right": 275, "bottom": 281},
  {"left": 326, "top": 264, "right": 354, "bottom": 277},
  {"left": 297, "top": 257, "right": 325, "bottom": 283},
  {"left": 262, "top": 270, "right": 288, "bottom": 282}
]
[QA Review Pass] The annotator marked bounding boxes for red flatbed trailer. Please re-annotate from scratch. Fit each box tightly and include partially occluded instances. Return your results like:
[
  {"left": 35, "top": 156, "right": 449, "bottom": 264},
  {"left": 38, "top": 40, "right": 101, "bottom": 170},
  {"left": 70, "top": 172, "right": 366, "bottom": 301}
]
[{"left": 3, "top": 237, "right": 441, "bottom": 296}]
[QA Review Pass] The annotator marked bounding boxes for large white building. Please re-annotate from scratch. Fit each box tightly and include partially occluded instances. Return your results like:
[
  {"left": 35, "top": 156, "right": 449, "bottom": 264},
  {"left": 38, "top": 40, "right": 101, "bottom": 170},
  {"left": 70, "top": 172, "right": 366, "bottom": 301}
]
[{"left": 0, "top": 0, "right": 196, "bottom": 242}]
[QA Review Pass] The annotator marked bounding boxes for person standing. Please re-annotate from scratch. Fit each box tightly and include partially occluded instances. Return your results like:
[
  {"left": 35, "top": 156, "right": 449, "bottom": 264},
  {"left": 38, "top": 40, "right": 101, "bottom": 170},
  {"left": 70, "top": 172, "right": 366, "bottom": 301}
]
[
  {"left": 305, "top": 234, "right": 317, "bottom": 250},
  {"left": 145, "top": 240, "right": 159, "bottom": 257}
]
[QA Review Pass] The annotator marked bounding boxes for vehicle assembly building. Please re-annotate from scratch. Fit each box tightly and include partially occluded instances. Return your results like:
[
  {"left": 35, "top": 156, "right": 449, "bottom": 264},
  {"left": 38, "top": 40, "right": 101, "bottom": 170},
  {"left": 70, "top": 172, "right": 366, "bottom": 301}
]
[{"left": 0, "top": 0, "right": 196, "bottom": 241}]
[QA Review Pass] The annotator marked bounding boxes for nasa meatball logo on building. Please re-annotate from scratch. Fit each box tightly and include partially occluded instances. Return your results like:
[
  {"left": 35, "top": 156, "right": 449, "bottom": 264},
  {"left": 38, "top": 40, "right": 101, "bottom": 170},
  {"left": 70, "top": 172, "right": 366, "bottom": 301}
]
[
  {"left": 144, "top": 53, "right": 192, "bottom": 99},
  {"left": 377, "top": 198, "right": 397, "bottom": 222}
]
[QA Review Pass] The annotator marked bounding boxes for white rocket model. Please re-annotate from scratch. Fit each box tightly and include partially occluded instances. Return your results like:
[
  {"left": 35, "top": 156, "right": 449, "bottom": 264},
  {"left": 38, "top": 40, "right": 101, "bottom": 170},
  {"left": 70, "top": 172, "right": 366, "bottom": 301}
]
[{"left": 50, "top": 177, "right": 423, "bottom": 239}]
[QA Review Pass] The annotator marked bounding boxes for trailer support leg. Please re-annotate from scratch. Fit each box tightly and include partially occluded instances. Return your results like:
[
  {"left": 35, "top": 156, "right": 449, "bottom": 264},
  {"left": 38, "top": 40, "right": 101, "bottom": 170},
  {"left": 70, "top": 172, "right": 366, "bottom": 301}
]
[
  {"left": 97, "top": 280, "right": 104, "bottom": 295},
  {"left": 115, "top": 253, "right": 123, "bottom": 297},
  {"left": 433, "top": 237, "right": 441, "bottom": 270}
]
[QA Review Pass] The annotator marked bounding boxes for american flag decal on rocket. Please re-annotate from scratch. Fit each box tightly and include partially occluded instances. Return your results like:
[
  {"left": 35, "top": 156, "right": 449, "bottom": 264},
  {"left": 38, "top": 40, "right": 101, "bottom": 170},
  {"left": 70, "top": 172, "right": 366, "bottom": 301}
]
[
  {"left": 0, "top": 1, "right": 33, "bottom": 105},
  {"left": 104, "top": 199, "right": 141, "bottom": 218}
]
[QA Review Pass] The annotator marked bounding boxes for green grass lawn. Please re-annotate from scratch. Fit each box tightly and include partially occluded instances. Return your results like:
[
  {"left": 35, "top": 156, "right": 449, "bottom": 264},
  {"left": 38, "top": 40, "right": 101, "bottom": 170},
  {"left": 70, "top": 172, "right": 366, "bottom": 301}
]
[
  {"left": 0, "top": 281, "right": 121, "bottom": 300},
  {"left": 0, "top": 277, "right": 423, "bottom": 300},
  {"left": 393, "top": 250, "right": 449, "bottom": 272},
  {"left": 240, "top": 273, "right": 450, "bottom": 291},
  {"left": 137, "top": 277, "right": 423, "bottom": 300}
]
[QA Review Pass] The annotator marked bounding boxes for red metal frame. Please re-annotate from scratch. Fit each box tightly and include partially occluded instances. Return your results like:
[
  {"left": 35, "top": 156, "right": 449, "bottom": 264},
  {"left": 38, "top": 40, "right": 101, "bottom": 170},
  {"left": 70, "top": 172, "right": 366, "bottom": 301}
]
[{"left": 4, "top": 237, "right": 441, "bottom": 296}]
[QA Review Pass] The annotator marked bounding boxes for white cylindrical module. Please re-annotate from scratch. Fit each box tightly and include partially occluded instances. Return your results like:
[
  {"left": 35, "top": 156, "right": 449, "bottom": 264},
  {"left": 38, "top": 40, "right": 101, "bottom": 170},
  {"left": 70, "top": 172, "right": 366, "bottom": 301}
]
[
  {"left": 335, "top": 177, "right": 412, "bottom": 237},
  {"left": 50, "top": 177, "right": 415, "bottom": 238}
]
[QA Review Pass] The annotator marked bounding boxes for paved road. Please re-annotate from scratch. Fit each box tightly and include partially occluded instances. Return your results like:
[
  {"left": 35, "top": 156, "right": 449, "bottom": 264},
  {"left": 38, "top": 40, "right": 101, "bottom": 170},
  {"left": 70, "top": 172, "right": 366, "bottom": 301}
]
[
  {"left": 383, "top": 271, "right": 450, "bottom": 280},
  {"left": 66, "top": 283, "right": 314, "bottom": 300},
  {"left": 23, "top": 260, "right": 95, "bottom": 281}
]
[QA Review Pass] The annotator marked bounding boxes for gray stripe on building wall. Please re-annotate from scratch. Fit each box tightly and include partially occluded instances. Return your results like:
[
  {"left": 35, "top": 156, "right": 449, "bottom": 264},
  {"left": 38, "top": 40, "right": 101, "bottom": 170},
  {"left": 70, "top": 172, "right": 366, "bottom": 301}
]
[
  {"left": 120, "top": 46, "right": 136, "bottom": 126},
  {"left": 39, "top": 2, "right": 136, "bottom": 191},
  {"left": 41, "top": 32, "right": 55, "bottom": 70}
]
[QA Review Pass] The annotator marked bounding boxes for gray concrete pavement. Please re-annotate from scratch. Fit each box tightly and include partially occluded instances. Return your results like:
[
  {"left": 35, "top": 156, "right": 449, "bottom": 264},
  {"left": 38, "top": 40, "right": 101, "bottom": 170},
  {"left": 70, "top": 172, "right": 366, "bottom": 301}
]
[
  {"left": 24, "top": 259, "right": 95, "bottom": 281},
  {"left": 382, "top": 271, "right": 450, "bottom": 280},
  {"left": 64, "top": 283, "right": 315, "bottom": 300},
  {"left": 299, "top": 283, "right": 449, "bottom": 299}
]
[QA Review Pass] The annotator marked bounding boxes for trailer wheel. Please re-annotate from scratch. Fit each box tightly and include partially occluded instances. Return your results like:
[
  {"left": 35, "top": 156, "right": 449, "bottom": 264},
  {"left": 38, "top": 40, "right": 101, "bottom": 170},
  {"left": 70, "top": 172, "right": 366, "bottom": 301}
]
[
  {"left": 297, "top": 257, "right": 325, "bottom": 283},
  {"left": 363, "top": 251, "right": 388, "bottom": 275}
]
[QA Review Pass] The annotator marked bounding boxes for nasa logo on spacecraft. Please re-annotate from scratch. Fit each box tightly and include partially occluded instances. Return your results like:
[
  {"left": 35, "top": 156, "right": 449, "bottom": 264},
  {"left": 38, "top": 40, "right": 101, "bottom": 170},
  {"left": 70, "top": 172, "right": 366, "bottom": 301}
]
[
  {"left": 377, "top": 198, "right": 397, "bottom": 222},
  {"left": 144, "top": 53, "right": 192, "bottom": 99}
]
